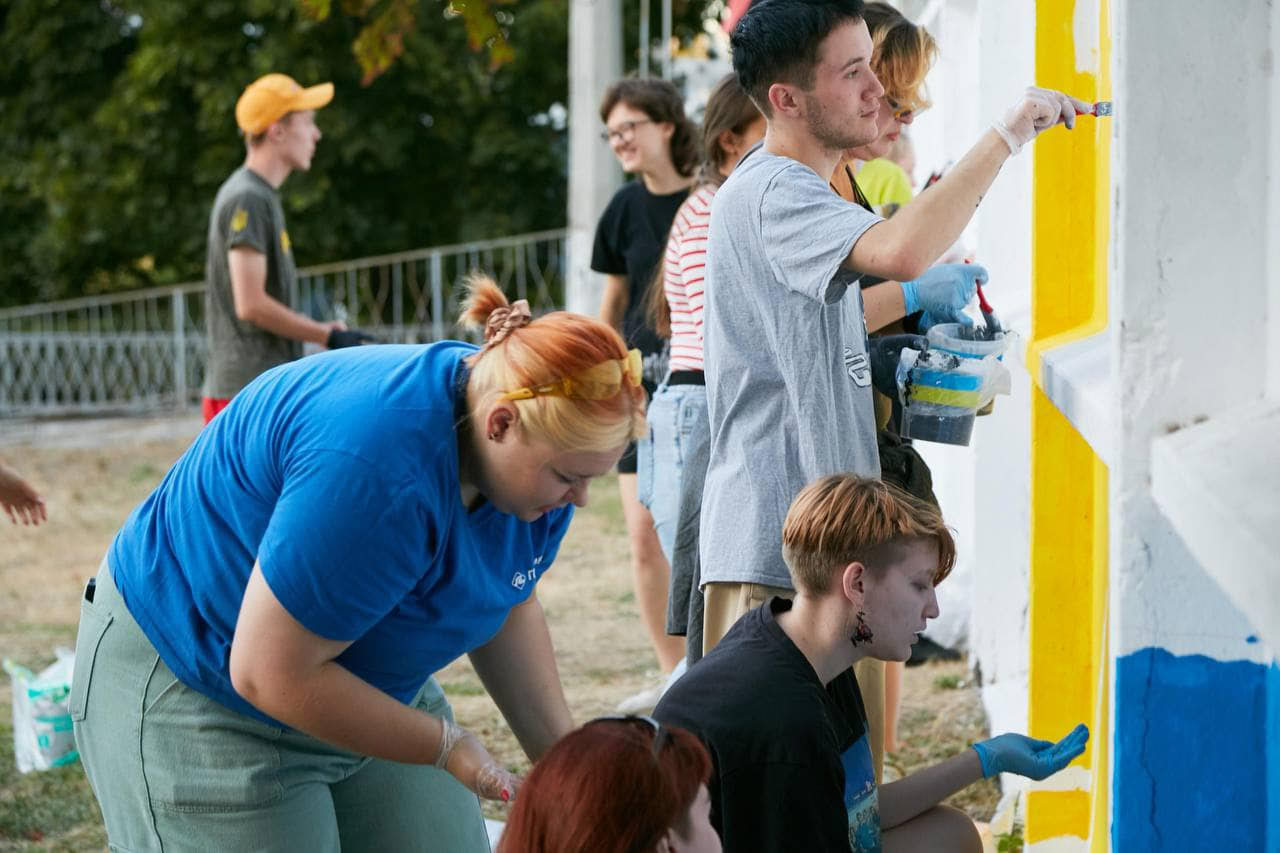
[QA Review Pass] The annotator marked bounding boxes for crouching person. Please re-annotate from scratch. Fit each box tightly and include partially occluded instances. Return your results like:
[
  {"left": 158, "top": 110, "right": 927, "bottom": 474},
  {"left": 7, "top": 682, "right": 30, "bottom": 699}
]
[{"left": 654, "top": 475, "right": 1088, "bottom": 851}]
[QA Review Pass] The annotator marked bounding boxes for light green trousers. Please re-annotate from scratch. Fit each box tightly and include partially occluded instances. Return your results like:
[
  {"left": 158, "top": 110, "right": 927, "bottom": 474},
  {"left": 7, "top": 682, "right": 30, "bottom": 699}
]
[{"left": 71, "top": 559, "right": 491, "bottom": 852}]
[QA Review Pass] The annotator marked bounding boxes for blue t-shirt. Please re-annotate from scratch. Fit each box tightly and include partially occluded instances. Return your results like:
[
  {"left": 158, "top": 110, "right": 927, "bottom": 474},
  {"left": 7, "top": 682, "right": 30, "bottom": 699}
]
[{"left": 109, "top": 341, "right": 573, "bottom": 726}]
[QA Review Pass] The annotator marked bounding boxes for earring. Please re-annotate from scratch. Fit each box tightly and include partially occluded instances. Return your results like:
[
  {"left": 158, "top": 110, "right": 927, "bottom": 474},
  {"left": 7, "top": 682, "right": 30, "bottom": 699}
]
[
  {"left": 487, "top": 430, "right": 499, "bottom": 441},
  {"left": 851, "top": 611, "right": 874, "bottom": 647}
]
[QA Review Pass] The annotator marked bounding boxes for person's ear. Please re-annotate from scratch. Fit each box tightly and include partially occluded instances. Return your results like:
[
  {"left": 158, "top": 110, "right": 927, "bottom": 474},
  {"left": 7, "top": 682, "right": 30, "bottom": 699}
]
[
  {"left": 653, "top": 829, "right": 676, "bottom": 853},
  {"left": 767, "top": 83, "right": 802, "bottom": 119},
  {"left": 483, "top": 403, "right": 520, "bottom": 442},
  {"left": 658, "top": 120, "right": 675, "bottom": 142},
  {"left": 718, "top": 128, "right": 741, "bottom": 161},
  {"left": 840, "top": 561, "right": 866, "bottom": 606}
]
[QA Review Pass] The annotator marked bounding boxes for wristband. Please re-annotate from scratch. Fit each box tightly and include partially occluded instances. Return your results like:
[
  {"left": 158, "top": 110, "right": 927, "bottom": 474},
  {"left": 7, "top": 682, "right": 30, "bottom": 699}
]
[{"left": 435, "top": 718, "right": 464, "bottom": 769}]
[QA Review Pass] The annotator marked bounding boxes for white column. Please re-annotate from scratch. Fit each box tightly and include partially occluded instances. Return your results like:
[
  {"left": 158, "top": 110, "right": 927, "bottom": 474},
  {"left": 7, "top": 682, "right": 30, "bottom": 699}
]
[{"left": 566, "top": 0, "right": 622, "bottom": 315}]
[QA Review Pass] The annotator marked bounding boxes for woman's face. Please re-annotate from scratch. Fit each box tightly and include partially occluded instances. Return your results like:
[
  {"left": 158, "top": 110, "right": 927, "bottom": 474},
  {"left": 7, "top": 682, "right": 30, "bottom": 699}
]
[
  {"left": 858, "top": 538, "right": 941, "bottom": 662},
  {"left": 604, "top": 101, "right": 674, "bottom": 176},
  {"left": 846, "top": 95, "right": 915, "bottom": 161},
  {"left": 479, "top": 411, "right": 624, "bottom": 521},
  {"left": 663, "top": 785, "right": 722, "bottom": 853}
]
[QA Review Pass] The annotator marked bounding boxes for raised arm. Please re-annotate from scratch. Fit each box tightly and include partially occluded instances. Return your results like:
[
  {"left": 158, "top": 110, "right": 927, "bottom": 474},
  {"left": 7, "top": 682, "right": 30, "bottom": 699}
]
[{"left": 848, "top": 88, "right": 1090, "bottom": 282}]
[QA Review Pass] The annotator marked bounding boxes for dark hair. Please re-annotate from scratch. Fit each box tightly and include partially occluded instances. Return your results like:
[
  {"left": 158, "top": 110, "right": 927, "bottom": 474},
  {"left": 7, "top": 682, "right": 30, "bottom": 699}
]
[
  {"left": 599, "top": 78, "right": 699, "bottom": 178},
  {"left": 731, "top": 0, "right": 867, "bottom": 117},
  {"left": 497, "top": 719, "right": 712, "bottom": 853},
  {"left": 647, "top": 74, "right": 762, "bottom": 338}
]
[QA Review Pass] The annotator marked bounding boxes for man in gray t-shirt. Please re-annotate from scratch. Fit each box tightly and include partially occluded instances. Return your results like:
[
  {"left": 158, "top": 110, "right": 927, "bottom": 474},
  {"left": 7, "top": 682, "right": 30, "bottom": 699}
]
[
  {"left": 202, "top": 73, "right": 371, "bottom": 422},
  {"left": 700, "top": 0, "right": 1087, "bottom": 647}
]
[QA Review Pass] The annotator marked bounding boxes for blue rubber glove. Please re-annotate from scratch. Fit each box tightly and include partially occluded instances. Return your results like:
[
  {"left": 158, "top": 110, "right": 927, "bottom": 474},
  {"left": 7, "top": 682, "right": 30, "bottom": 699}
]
[
  {"left": 971, "top": 723, "right": 1089, "bottom": 780},
  {"left": 900, "top": 263, "right": 988, "bottom": 329}
]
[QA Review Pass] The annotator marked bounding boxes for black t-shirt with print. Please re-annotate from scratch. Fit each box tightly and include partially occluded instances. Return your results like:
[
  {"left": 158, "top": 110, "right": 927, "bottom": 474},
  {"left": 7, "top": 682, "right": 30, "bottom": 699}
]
[
  {"left": 655, "top": 597, "right": 873, "bottom": 852},
  {"left": 590, "top": 179, "right": 689, "bottom": 361}
]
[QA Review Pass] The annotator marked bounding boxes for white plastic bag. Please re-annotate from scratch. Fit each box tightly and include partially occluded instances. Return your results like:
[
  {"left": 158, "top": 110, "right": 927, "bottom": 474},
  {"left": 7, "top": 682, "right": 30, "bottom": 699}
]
[{"left": 4, "top": 647, "right": 78, "bottom": 773}]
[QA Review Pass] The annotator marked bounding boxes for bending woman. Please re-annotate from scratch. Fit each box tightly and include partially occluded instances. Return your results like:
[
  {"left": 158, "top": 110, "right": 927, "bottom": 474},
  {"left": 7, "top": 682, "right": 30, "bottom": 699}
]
[{"left": 71, "top": 276, "right": 645, "bottom": 852}]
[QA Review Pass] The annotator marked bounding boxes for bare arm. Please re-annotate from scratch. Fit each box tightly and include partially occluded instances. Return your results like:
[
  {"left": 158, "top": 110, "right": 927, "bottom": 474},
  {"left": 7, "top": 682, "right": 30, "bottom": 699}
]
[
  {"left": 468, "top": 593, "right": 574, "bottom": 761},
  {"left": 862, "top": 280, "right": 909, "bottom": 333},
  {"left": 599, "top": 273, "right": 629, "bottom": 332},
  {"left": 848, "top": 131, "right": 1009, "bottom": 282},
  {"left": 877, "top": 748, "right": 984, "bottom": 829},
  {"left": 229, "top": 563, "right": 445, "bottom": 762},
  {"left": 228, "top": 247, "right": 338, "bottom": 345}
]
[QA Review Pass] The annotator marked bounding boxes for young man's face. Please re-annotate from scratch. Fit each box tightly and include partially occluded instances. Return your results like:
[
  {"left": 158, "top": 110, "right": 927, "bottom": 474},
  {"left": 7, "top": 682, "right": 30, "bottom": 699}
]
[
  {"left": 275, "top": 109, "right": 322, "bottom": 172},
  {"left": 858, "top": 538, "right": 941, "bottom": 661},
  {"left": 801, "top": 18, "right": 885, "bottom": 152}
]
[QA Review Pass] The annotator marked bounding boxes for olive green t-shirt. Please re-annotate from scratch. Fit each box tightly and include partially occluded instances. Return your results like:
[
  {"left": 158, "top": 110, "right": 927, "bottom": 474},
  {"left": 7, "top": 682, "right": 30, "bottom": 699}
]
[{"left": 202, "top": 166, "right": 301, "bottom": 399}]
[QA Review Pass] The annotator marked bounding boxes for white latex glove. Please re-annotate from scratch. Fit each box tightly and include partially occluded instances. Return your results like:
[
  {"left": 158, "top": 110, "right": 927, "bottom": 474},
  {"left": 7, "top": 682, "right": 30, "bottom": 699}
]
[{"left": 992, "top": 87, "right": 1094, "bottom": 155}]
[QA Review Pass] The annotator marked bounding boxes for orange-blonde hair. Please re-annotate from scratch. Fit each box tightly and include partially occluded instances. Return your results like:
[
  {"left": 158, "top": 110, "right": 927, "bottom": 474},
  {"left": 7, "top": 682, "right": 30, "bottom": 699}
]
[
  {"left": 460, "top": 275, "right": 646, "bottom": 452},
  {"left": 782, "top": 475, "right": 955, "bottom": 595},
  {"left": 863, "top": 1, "right": 937, "bottom": 115}
]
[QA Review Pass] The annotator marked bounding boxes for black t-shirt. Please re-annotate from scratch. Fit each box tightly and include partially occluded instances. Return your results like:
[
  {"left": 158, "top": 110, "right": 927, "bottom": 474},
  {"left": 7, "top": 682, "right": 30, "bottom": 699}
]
[
  {"left": 654, "top": 597, "right": 880, "bottom": 852},
  {"left": 591, "top": 179, "right": 689, "bottom": 359}
]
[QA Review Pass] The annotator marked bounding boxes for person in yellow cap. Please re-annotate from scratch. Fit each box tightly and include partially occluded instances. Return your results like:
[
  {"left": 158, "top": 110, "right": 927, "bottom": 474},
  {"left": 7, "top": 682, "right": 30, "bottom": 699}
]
[{"left": 201, "top": 73, "right": 371, "bottom": 424}]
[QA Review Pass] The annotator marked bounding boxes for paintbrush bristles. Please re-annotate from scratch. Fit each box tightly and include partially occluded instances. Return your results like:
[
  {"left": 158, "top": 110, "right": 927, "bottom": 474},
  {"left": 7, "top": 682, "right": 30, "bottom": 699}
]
[{"left": 1093, "top": 100, "right": 1113, "bottom": 116}]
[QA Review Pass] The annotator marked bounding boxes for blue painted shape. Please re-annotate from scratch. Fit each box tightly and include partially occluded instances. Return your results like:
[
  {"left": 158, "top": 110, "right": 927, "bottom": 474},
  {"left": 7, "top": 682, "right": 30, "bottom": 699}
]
[
  {"left": 1247, "top": 635, "right": 1259, "bottom": 644},
  {"left": 1114, "top": 648, "right": 1278, "bottom": 851}
]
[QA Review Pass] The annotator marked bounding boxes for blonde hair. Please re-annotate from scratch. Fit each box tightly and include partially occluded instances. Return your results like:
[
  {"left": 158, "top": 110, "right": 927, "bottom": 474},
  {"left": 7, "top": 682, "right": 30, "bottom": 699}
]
[
  {"left": 782, "top": 475, "right": 955, "bottom": 595},
  {"left": 863, "top": 2, "right": 938, "bottom": 114},
  {"left": 459, "top": 274, "right": 646, "bottom": 452}
]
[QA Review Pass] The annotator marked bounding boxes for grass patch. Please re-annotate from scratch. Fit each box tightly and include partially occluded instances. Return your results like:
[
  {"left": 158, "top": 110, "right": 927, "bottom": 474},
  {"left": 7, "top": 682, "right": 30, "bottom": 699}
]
[
  {"left": 0, "top": 721, "right": 104, "bottom": 850},
  {"left": 933, "top": 673, "right": 963, "bottom": 690},
  {"left": 440, "top": 680, "right": 486, "bottom": 697}
]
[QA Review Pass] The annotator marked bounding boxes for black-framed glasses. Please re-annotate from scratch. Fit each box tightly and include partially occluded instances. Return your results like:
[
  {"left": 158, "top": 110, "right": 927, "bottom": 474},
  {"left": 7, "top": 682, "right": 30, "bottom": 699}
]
[
  {"left": 600, "top": 118, "right": 653, "bottom": 144},
  {"left": 588, "top": 714, "right": 671, "bottom": 757}
]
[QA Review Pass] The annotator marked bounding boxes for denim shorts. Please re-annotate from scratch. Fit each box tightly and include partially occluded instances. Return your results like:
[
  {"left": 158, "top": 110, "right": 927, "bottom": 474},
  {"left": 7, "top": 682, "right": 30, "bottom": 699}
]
[
  {"left": 71, "top": 558, "right": 491, "bottom": 853},
  {"left": 637, "top": 381, "right": 709, "bottom": 564}
]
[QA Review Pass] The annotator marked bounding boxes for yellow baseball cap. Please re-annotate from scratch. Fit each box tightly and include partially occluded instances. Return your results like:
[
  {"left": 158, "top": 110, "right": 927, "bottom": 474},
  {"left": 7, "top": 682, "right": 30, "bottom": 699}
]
[{"left": 235, "top": 73, "right": 334, "bottom": 135}]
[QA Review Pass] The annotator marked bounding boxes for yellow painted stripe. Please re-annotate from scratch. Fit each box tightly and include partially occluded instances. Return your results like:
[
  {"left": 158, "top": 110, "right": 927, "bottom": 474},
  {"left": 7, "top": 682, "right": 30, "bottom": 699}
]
[
  {"left": 1027, "top": 791, "right": 1091, "bottom": 842},
  {"left": 908, "top": 386, "right": 982, "bottom": 408}
]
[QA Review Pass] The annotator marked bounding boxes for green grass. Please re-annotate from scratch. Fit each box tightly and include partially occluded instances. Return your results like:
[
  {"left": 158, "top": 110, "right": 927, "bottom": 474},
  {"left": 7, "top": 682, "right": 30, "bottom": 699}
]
[
  {"left": 933, "top": 673, "right": 964, "bottom": 690},
  {"left": 0, "top": 721, "right": 105, "bottom": 851}
]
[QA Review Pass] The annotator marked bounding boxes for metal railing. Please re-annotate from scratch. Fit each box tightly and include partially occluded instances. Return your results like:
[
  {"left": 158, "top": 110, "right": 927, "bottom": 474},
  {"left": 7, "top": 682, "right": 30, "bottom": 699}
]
[{"left": 0, "top": 229, "right": 568, "bottom": 417}]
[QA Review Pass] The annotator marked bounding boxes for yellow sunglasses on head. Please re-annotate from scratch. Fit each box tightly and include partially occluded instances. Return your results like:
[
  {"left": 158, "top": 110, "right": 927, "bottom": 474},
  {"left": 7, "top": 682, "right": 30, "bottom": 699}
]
[{"left": 498, "top": 349, "right": 643, "bottom": 402}]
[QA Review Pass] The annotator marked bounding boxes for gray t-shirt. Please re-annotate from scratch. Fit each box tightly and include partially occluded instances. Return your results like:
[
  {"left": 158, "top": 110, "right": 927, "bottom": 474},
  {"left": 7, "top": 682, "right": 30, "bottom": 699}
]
[
  {"left": 700, "top": 148, "right": 882, "bottom": 588},
  {"left": 202, "top": 166, "right": 301, "bottom": 399}
]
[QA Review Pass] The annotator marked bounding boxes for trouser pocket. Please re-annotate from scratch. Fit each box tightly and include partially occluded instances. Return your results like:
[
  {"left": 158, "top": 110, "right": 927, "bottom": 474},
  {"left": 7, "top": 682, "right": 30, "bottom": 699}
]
[{"left": 69, "top": 596, "right": 114, "bottom": 723}]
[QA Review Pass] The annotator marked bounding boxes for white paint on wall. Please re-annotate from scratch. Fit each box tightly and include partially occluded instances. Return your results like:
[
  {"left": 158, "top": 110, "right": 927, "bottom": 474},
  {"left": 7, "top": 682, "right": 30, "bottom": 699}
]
[{"left": 1072, "top": 0, "right": 1099, "bottom": 74}]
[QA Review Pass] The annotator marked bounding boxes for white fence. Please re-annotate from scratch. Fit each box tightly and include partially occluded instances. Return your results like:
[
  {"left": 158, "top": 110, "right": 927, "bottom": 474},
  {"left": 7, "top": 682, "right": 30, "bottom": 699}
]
[{"left": 0, "top": 230, "right": 568, "bottom": 417}]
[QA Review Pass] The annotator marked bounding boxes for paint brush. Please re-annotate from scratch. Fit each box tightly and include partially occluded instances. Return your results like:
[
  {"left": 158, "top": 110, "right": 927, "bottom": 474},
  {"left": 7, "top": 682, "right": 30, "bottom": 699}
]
[
  {"left": 1077, "top": 100, "right": 1113, "bottom": 117},
  {"left": 976, "top": 283, "right": 1002, "bottom": 337}
]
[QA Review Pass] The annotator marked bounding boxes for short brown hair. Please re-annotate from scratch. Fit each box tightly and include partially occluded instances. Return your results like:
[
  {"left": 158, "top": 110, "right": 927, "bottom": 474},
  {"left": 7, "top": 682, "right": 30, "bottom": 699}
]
[{"left": 782, "top": 475, "right": 955, "bottom": 594}]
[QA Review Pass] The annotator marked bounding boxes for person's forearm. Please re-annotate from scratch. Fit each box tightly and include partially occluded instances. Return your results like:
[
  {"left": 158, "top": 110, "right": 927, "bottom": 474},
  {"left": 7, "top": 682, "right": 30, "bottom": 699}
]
[
  {"left": 851, "top": 131, "right": 1009, "bottom": 281},
  {"left": 863, "top": 281, "right": 908, "bottom": 332},
  {"left": 878, "top": 749, "right": 984, "bottom": 829},
  {"left": 469, "top": 594, "right": 574, "bottom": 760},
  {"left": 241, "top": 294, "right": 333, "bottom": 345},
  {"left": 233, "top": 657, "right": 445, "bottom": 765},
  {"left": 599, "top": 275, "right": 628, "bottom": 332}
]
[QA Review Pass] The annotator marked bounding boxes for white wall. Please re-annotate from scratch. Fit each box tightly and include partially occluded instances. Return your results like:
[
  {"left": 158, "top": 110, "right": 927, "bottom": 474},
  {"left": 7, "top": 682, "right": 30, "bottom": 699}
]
[{"left": 908, "top": 0, "right": 1036, "bottom": 741}]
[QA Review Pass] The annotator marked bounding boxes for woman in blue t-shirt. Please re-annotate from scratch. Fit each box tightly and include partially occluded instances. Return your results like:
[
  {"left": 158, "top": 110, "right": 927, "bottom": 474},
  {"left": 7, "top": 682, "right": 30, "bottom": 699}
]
[{"left": 70, "top": 275, "right": 647, "bottom": 852}]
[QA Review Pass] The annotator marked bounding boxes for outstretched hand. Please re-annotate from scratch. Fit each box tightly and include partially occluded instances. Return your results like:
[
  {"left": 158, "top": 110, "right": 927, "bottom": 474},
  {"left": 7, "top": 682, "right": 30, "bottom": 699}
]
[
  {"left": 0, "top": 463, "right": 47, "bottom": 526},
  {"left": 972, "top": 723, "right": 1089, "bottom": 780}
]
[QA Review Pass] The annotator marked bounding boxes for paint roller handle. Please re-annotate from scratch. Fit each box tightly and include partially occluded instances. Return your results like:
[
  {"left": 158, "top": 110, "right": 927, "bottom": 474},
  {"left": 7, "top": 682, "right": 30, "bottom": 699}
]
[{"left": 971, "top": 723, "right": 1090, "bottom": 780}]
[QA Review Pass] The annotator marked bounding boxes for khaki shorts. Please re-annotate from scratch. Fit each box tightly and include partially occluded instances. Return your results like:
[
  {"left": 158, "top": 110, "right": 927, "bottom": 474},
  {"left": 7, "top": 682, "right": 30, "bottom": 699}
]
[
  {"left": 71, "top": 558, "right": 491, "bottom": 853},
  {"left": 701, "top": 581, "right": 886, "bottom": 783}
]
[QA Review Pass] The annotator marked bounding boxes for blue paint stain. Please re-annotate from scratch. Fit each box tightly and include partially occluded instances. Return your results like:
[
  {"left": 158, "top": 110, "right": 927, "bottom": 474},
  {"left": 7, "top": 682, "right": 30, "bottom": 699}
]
[
  {"left": 1247, "top": 635, "right": 1259, "bottom": 644},
  {"left": 1114, "top": 648, "right": 1279, "bottom": 851}
]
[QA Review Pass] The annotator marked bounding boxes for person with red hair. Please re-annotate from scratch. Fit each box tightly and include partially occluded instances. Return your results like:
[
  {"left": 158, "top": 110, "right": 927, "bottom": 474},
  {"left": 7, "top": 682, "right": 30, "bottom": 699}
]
[
  {"left": 70, "top": 275, "right": 647, "bottom": 851},
  {"left": 498, "top": 716, "right": 721, "bottom": 853}
]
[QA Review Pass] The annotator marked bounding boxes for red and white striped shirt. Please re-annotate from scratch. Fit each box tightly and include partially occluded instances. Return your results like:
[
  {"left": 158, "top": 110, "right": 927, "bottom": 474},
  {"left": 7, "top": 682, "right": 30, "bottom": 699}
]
[{"left": 662, "top": 184, "right": 717, "bottom": 372}]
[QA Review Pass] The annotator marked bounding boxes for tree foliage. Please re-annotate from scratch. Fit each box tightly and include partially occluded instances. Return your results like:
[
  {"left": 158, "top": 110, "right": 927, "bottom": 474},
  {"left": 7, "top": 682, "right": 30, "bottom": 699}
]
[
  {"left": 0, "top": 0, "right": 570, "bottom": 307},
  {"left": 0, "top": 0, "right": 720, "bottom": 308}
]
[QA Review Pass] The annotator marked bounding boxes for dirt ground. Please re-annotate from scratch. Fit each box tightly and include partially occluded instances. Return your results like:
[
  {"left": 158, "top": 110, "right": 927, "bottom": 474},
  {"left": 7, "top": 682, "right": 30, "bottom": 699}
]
[{"left": 0, "top": 420, "right": 1000, "bottom": 849}]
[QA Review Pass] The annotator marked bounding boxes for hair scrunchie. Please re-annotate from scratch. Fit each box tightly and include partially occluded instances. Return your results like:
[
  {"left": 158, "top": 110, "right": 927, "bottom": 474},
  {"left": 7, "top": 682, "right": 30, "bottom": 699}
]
[{"left": 482, "top": 299, "right": 532, "bottom": 350}]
